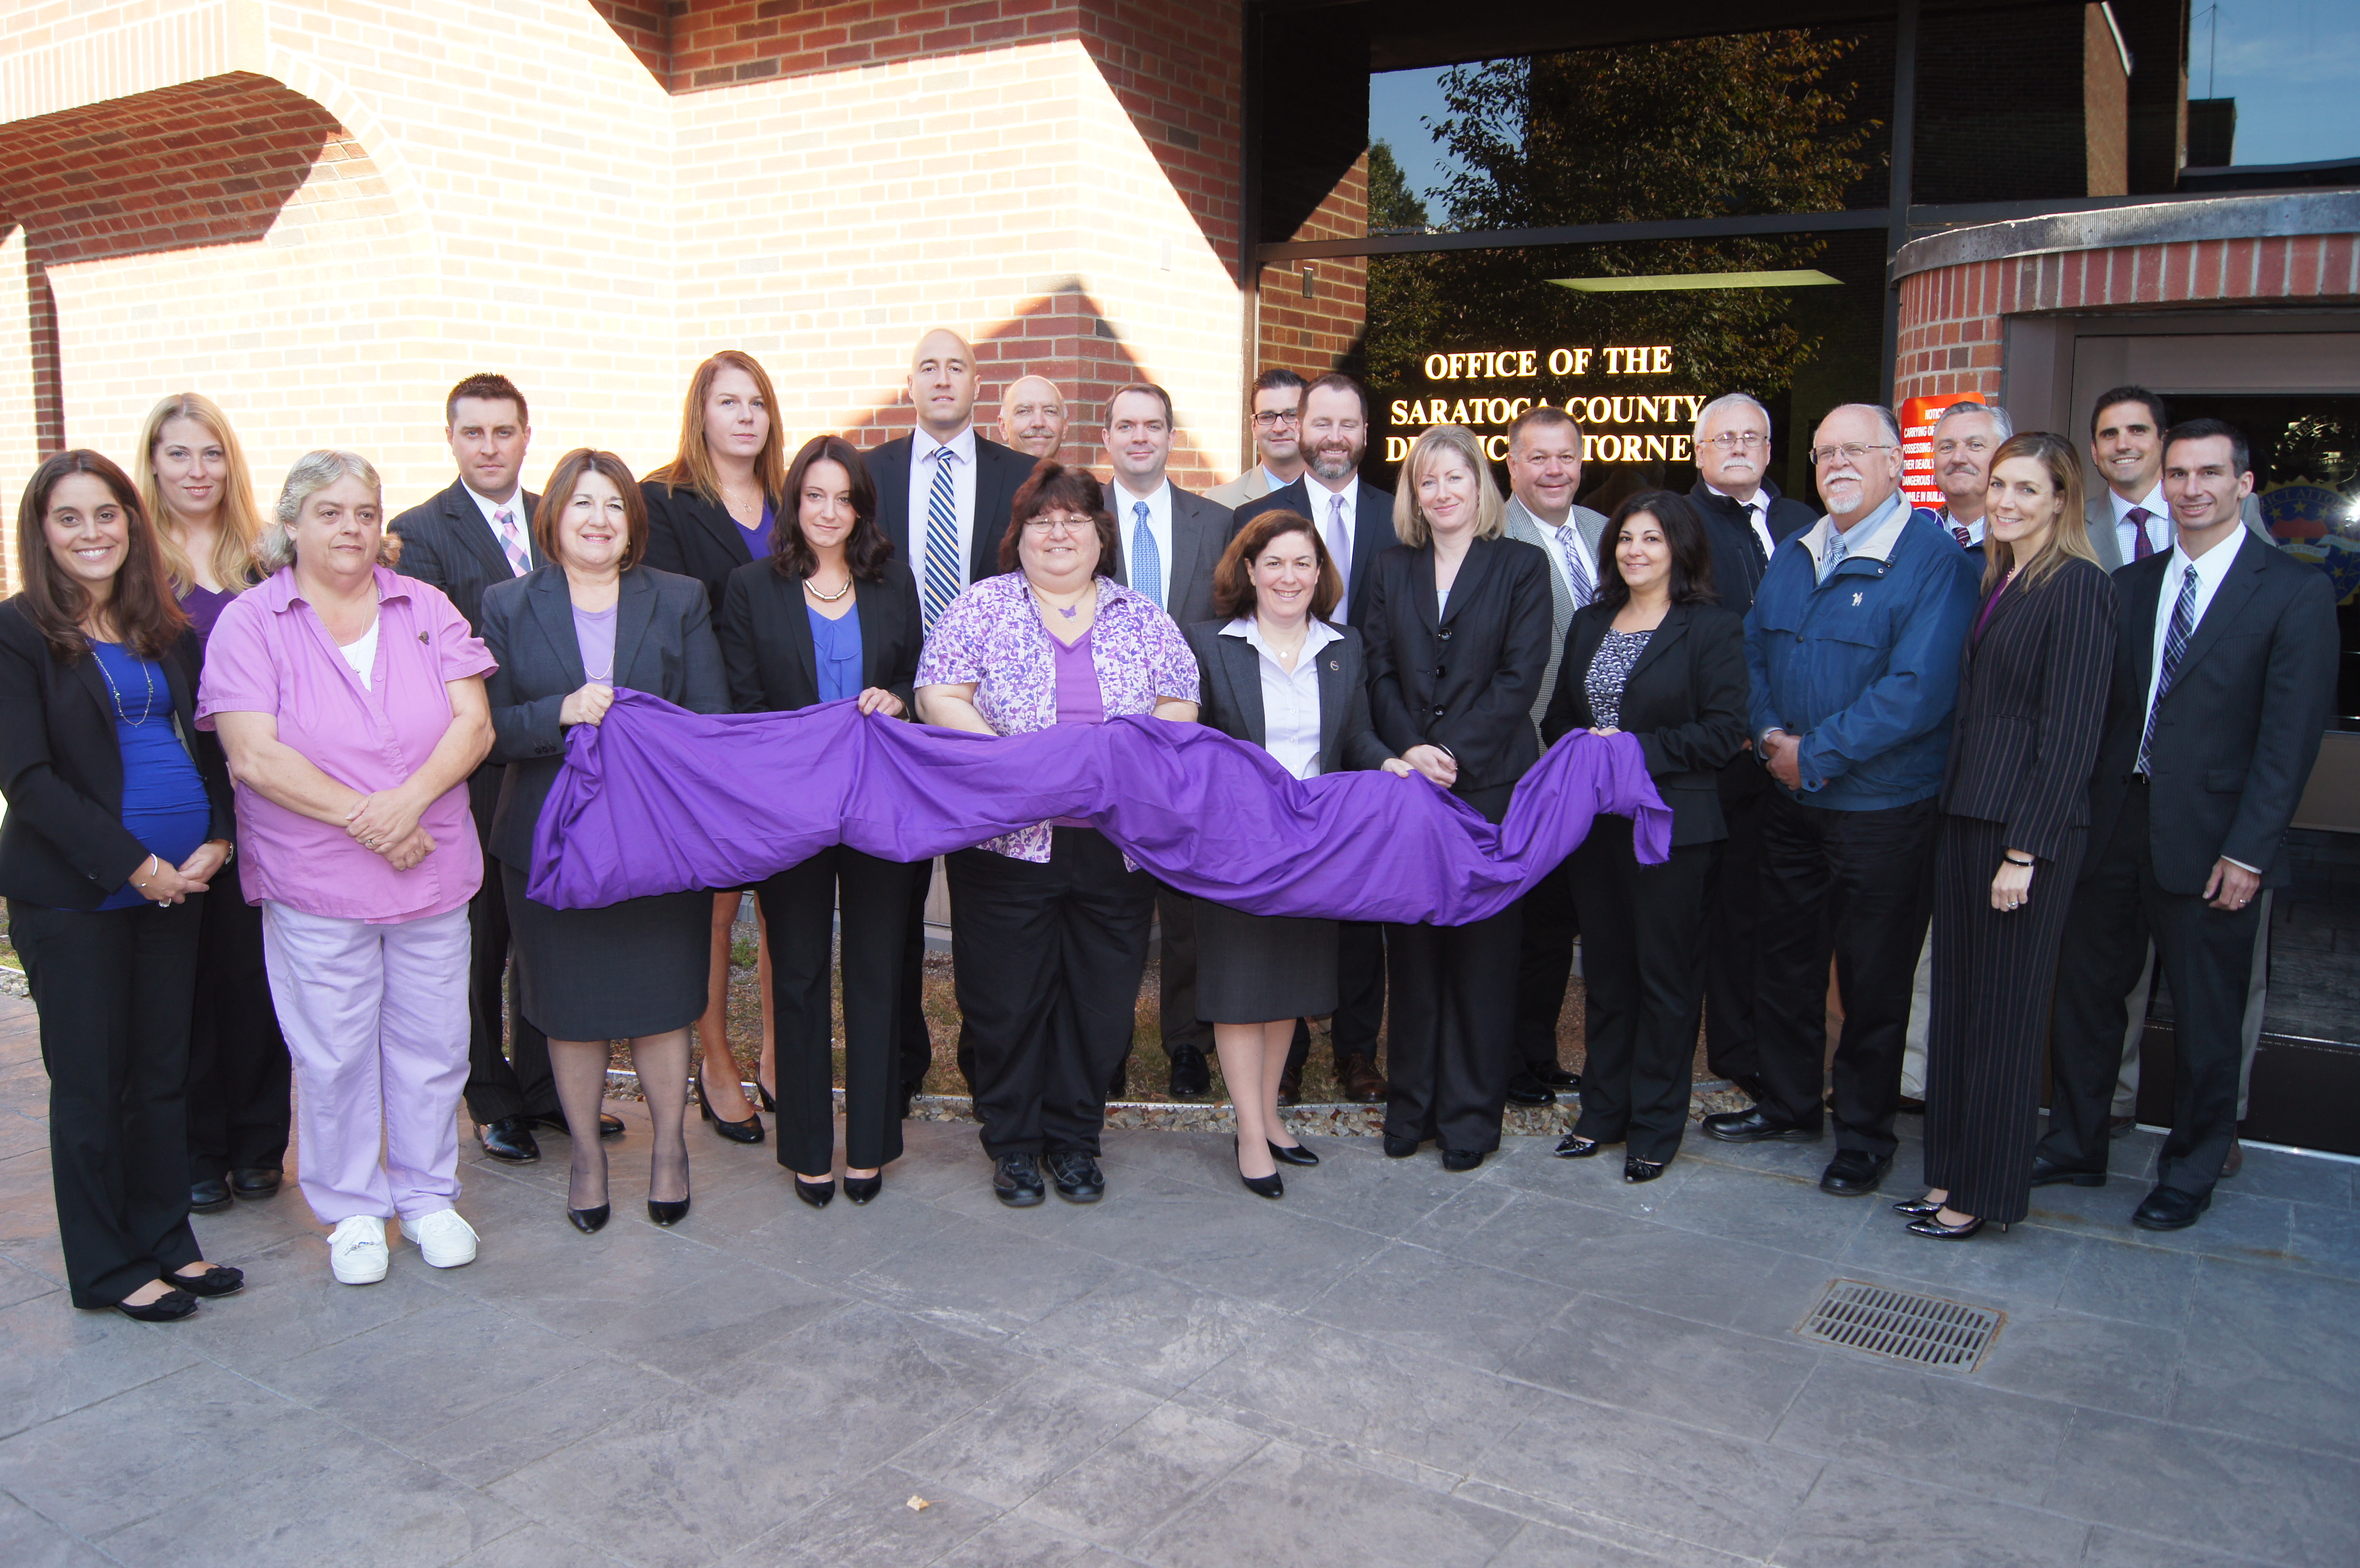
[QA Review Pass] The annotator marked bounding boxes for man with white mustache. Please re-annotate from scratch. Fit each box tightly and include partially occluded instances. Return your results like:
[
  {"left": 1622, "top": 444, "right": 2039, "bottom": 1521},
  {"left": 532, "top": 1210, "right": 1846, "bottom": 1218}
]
[
  {"left": 996, "top": 376, "right": 1069, "bottom": 461},
  {"left": 1704, "top": 404, "right": 1979, "bottom": 1200}
]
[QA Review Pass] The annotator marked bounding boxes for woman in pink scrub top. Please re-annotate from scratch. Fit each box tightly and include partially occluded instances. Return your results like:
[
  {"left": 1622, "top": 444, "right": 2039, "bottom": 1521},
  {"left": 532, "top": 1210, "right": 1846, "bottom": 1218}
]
[{"left": 199, "top": 450, "right": 496, "bottom": 1289}]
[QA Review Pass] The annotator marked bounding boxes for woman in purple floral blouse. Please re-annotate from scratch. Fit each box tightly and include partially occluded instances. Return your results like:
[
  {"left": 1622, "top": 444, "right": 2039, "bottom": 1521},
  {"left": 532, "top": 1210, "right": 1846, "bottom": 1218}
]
[{"left": 915, "top": 461, "right": 1199, "bottom": 1210}]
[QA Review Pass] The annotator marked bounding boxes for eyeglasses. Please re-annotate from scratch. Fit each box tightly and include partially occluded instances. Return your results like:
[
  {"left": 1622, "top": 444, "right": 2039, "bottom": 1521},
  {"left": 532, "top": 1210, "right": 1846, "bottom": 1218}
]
[
  {"left": 1807, "top": 442, "right": 1897, "bottom": 467},
  {"left": 1021, "top": 514, "right": 1092, "bottom": 536},
  {"left": 1701, "top": 432, "right": 1769, "bottom": 451},
  {"left": 1252, "top": 410, "right": 1300, "bottom": 428}
]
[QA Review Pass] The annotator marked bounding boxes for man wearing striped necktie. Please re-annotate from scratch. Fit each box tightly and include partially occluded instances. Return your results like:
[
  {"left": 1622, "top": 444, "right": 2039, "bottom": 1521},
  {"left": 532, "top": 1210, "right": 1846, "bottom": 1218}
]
[{"left": 863, "top": 330, "right": 1038, "bottom": 1108}]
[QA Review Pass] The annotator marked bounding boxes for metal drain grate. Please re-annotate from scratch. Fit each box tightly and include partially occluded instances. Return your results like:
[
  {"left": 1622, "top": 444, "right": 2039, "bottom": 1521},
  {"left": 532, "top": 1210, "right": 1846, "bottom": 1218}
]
[{"left": 1800, "top": 1280, "right": 2003, "bottom": 1370}]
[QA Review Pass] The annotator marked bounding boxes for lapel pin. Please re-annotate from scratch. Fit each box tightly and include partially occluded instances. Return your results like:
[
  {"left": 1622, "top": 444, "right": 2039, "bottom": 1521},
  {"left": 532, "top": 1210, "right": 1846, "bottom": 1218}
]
[
  {"left": 1328, "top": 659, "right": 1341, "bottom": 671},
  {"left": 1852, "top": 591, "right": 1864, "bottom": 607}
]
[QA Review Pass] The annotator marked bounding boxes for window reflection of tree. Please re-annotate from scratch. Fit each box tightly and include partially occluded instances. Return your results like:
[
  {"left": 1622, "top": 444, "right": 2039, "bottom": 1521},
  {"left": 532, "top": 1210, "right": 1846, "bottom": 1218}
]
[{"left": 1367, "top": 33, "right": 1878, "bottom": 404}]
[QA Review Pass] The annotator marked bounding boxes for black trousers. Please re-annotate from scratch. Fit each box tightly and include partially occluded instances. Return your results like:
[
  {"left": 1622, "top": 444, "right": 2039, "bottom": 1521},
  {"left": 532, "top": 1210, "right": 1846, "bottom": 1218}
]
[
  {"left": 946, "top": 829, "right": 1155, "bottom": 1160},
  {"left": 758, "top": 847, "right": 909, "bottom": 1177},
  {"left": 1569, "top": 824, "right": 1716, "bottom": 1163},
  {"left": 1923, "top": 816, "right": 2084, "bottom": 1224},
  {"left": 900, "top": 859, "right": 941, "bottom": 1096},
  {"left": 1156, "top": 888, "right": 1209, "bottom": 1060},
  {"left": 10, "top": 898, "right": 206, "bottom": 1307},
  {"left": 460, "top": 764, "right": 552, "bottom": 1124},
  {"left": 183, "top": 853, "right": 291, "bottom": 1180},
  {"left": 1510, "top": 859, "right": 1579, "bottom": 1077},
  {"left": 1384, "top": 904, "right": 1522, "bottom": 1154},
  {"left": 1753, "top": 792, "right": 1939, "bottom": 1160},
  {"left": 2043, "top": 783, "right": 2260, "bottom": 1197},
  {"left": 1699, "top": 780, "right": 1767, "bottom": 1083}
]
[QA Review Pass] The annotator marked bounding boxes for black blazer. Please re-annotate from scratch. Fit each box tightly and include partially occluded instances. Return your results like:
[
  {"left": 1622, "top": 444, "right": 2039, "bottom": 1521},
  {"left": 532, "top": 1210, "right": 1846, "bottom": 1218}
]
[
  {"left": 862, "top": 432, "right": 1034, "bottom": 587},
  {"left": 1363, "top": 534, "right": 1555, "bottom": 820},
  {"left": 1687, "top": 479, "right": 1815, "bottom": 620},
  {"left": 1183, "top": 618, "right": 1393, "bottom": 777},
  {"left": 1108, "top": 483, "right": 1234, "bottom": 630},
  {"left": 0, "top": 605, "right": 234, "bottom": 908},
  {"left": 479, "top": 565, "right": 727, "bottom": 870},
  {"left": 1939, "top": 557, "right": 2117, "bottom": 863},
  {"left": 1541, "top": 601, "right": 1750, "bottom": 847},
  {"left": 641, "top": 480, "right": 766, "bottom": 620},
  {"left": 2084, "top": 533, "right": 2339, "bottom": 894},
  {"left": 1231, "top": 477, "right": 1399, "bottom": 631},
  {"left": 389, "top": 479, "right": 544, "bottom": 634},
  {"left": 718, "top": 556, "right": 924, "bottom": 716}
]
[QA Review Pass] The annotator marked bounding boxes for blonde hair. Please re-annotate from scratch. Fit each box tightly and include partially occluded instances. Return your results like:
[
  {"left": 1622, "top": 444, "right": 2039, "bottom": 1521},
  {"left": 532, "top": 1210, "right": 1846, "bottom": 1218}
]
[
  {"left": 1392, "top": 425, "right": 1506, "bottom": 547},
  {"left": 257, "top": 450, "right": 383, "bottom": 573},
  {"left": 1981, "top": 432, "right": 2096, "bottom": 597},
  {"left": 135, "top": 392, "right": 265, "bottom": 593}
]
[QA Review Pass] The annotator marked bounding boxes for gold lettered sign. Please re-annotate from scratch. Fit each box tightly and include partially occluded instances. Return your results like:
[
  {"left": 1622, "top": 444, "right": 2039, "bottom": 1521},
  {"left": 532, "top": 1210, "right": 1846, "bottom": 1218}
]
[{"left": 1384, "top": 345, "right": 1698, "bottom": 463}]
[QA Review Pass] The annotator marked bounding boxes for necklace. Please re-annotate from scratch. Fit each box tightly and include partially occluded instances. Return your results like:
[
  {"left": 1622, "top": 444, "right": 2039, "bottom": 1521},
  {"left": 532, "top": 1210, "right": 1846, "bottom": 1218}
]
[
  {"left": 92, "top": 643, "right": 159, "bottom": 727},
  {"left": 1032, "top": 583, "right": 1088, "bottom": 621},
  {"left": 804, "top": 575, "right": 853, "bottom": 603}
]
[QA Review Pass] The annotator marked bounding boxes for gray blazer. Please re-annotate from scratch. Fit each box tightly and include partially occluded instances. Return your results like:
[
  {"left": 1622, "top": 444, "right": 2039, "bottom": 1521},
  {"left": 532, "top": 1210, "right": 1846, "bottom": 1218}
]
[
  {"left": 1205, "top": 466, "right": 1273, "bottom": 510},
  {"left": 1183, "top": 618, "right": 1393, "bottom": 776},
  {"left": 479, "top": 564, "right": 728, "bottom": 870},
  {"left": 2083, "top": 490, "right": 2271, "bottom": 572},
  {"left": 1501, "top": 495, "right": 1610, "bottom": 730},
  {"left": 1108, "top": 480, "right": 1233, "bottom": 630}
]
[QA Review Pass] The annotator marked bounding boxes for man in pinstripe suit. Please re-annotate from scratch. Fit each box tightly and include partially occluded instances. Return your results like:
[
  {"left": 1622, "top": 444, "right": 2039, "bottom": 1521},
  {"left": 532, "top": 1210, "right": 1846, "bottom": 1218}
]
[{"left": 1500, "top": 406, "right": 1609, "bottom": 1107}]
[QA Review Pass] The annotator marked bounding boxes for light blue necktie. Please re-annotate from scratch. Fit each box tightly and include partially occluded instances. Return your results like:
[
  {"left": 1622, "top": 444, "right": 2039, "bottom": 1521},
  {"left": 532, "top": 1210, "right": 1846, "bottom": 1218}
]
[
  {"left": 920, "top": 447, "right": 960, "bottom": 633},
  {"left": 1818, "top": 523, "right": 1851, "bottom": 584},
  {"left": 1131, "top": 501, "right": 1162, "bottom": 609},
  {"left": 1557, "top": 522, "right": 1594, "bottom": 609}
]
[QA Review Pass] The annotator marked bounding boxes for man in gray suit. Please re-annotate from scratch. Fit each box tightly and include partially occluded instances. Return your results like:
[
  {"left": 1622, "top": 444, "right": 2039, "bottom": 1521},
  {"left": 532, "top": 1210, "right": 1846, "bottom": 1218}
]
[
  {"left": 1500, "top": 404, "right": 1609, "bottom": 1106},
  {"left": 1206, "top": 368, "right": 1307, "bottom": 509},
  {"left": 1102, "top": 381, "right": 1233, "bottom": 1099}
]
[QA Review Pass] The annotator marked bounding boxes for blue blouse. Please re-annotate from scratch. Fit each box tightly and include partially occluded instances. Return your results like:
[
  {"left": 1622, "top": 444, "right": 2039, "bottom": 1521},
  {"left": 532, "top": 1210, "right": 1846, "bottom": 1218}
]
[
  {"left": 738, "top": 502, "right": 776, "bottom": 562},
  {"left": 89, "top": 641, "right": 211, "bottom": 909},
  {"left": 808, "top": 602, "right": 864, "bottom": 704}
]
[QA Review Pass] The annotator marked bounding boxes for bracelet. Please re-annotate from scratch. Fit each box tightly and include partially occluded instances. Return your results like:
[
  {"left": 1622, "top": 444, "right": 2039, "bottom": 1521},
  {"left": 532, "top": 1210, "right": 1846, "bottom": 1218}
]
[{"left": 2004, "top": 854, "right": 2035, "bottom": 867}]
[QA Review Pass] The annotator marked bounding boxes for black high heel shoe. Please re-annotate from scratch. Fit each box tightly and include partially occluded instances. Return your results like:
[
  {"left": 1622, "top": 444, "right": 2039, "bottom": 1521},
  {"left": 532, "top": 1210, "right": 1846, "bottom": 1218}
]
[
  {"left": 793, "top": 1175, "right": 835, "bottom": 1209},
  {"left": 843, "top": 1173, "right": 882, "bottom": 1205},
  {"left": 1234, "top": 1138, "right": 1284, "bottom": 1199},
  {"left": 1268, "top": 1139, "right": 1318, "bottom": 1168},
  {"left": 567, "top": 1203, "right": 610, "bottom": 1234},
  {"left": 757, "top": 1080, "right": 776, "bottom": 1113},
  {"left": 1906, "top": 1212, "right": 2007, "bottom": 1240},
  {"left": 1555, "top": 1134, "right": 1605, "bottom": 1158},
  {"left": 697, "top": 1072, "right": 764, "bottom": 1144},
  {"left": 647, "top": 1194, "right": 689, "bottom": 1226},
  {"left": 1893, "top": 1192, "right": 1946, "bottom": 1217},
  {"left": 1623, "top": 1158, "right": 1667, "bottom": 1184}
]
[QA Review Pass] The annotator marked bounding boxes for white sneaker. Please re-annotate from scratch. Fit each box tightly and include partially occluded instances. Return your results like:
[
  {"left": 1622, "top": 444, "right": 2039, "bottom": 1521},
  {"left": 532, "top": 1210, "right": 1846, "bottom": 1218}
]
[
  {"left": 408, "top": 1208, "right": 478, "bottom": 1268},
  {"left": 328, "top": 1215, "right": 390, "bottom": 1285}
]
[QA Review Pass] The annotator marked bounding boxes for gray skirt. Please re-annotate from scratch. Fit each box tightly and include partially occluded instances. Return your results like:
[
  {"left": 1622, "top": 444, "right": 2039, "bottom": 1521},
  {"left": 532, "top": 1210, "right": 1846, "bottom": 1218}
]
[
  {"left": 1194, "top": 897, "right": 1340, "bottom": 1024},
  {"left": 502, "top": 863, "right": 712, "bottom": 1041}
]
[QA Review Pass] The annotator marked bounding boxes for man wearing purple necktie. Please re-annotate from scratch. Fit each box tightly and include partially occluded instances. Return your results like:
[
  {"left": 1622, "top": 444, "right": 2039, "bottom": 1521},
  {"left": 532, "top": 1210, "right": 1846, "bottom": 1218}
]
[{"left": 2084, "top": 386, "right": 2171, "bottom": 573}]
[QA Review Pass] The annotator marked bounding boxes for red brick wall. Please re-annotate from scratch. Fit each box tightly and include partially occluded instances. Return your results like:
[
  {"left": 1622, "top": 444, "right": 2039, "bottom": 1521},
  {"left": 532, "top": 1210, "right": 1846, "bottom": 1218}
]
[
  {"left": 2082, "top": 2, "right": 2128, "bottom": 198},
  {"left": 1895, "top": 234, "right": 2360, "bottom": 403},
  {"left": 1256, "top": 152, "right": 1367, "bottom": 379},
  {"left": 588, "top": 0, "right": 675, "bottom": 80}
]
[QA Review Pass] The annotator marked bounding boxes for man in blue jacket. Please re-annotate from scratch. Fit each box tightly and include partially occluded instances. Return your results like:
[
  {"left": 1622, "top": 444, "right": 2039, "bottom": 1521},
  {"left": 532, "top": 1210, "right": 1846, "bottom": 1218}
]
[{"left": 1703, "top": 403, "right": 1980, "bottom": 1197}]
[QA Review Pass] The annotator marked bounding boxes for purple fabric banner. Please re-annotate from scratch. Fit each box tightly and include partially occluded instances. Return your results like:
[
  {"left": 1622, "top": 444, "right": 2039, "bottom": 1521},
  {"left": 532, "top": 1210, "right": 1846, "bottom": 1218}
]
[{"left": 526, "top": 691, "right": 1672, "bottom": 925}]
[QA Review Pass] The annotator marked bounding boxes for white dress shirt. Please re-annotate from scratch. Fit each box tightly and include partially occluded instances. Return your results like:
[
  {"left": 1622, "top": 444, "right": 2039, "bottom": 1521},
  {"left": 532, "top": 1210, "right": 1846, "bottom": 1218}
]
[
  {"left": 909, "top": 424, "right": 980, "bottom": 587},
  {"left": 1111, "top": 477, "right": 1174, "bottom": 611},
  {"left": 1935, "top": 506, "right": 1986, "bottom": 548},
  {"left": 1222, "top": 615, "right": 1342, "bottom": 780},
  {"left": 1304, "top": 477, "right": 1358, "bottom": 607},
  {"left": 2111, "top": 482, "right": 2168, "bottom": 564},
  {"left": 1706, "top": 483, "right": 1778, "bottom": 561},
  {"left": 463, "top": 481, "right": 533, "bottom": 575}
]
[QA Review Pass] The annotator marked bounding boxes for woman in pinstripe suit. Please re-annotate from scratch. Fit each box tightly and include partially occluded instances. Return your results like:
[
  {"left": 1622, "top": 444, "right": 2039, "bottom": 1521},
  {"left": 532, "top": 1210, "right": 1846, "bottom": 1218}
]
[{"left": 1905, "top": 433, "right": 2118, "bottom": 1239}]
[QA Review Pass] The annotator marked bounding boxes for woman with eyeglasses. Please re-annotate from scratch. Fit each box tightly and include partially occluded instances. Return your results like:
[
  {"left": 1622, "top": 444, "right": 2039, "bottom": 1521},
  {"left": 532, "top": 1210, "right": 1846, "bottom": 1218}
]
[{"left": 915, "top": 461, "right": 1199, "bottom": 1210}]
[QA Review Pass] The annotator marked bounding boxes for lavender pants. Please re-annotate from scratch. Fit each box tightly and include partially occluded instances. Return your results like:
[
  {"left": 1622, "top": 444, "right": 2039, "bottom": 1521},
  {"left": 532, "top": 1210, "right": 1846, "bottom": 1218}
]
[{"left": 262, "top": 902, "right": 471, "bottom": 1225}]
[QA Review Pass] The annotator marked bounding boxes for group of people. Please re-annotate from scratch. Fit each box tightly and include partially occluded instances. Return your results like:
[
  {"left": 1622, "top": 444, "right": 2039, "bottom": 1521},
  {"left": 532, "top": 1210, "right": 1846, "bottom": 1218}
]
[{"left": 0, "top": 327, "right": 2336, "bottom": 1320}]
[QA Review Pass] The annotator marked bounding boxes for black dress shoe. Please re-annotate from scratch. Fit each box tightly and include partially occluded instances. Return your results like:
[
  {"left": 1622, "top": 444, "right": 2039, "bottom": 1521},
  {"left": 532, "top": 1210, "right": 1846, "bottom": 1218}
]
[
  {"left": 1533, "top": 1066, "right": 1580, "bottom": 1090},
  {"left": 1624, "top": 1157, "right": 1667, "bottom": 1184},
  {"left": 1554, "top": 1134, "right": 1605, "bottom": 1158},
  {"left": 477, "top": 1118, "right": 541, "bottom": 1164},
  {"left": 1382, "top": 1135, "right": 1420, "bottom": 1158},
  {"left": 2131, "top": 1185, "right": 2210, "bottom": 1231},
  {"left": 1276, "top": 1065, "right": 1303, "bottom": 1108},
  {"left": 2029, "top": 1155, "right": 2106, "bottom": 1188},
  {"left": 1908, "top": 1212, "right": 2005, "bottom": 1239},
  {"left": 1896, "top": 1095, "right": 1928, "bottom": 1115},
  {"left": 842, "top": 1174, "right": 882, "bottom": 1205},
  {"left": 1701, "top": 1107, "right": 1818, "bottom": 1144},
  {"left": 1504, "top": 1071, "right": 1556, "bottom": 1107},
  {"left": 189, "top": 1177, "right": 232, "bottom": 1214},
  {"left": 114, "top": 1288, "right": 198, "bottom": 1323},
  {"left": 1340, "top": 1056, "right": 1389, "bottom": 1105},
  {"left": 696, "top": 1076, "right": 764, "bottom": 1144},
  {"left": 1047, "top": 1150, "right": 1106, "bottom": 1203},
  {"left": 229, "top": 1167, "right": 282, "bottom": 1200},
  {"left": 523, "top": 1112, "right": 627, "bottom": 1140},
  {"left": 166, "top": 1264, "right": 244, "bottom": 1297},
  {"left": 1893, "top": 1192, "right": 1946, "bottom": 1217},
  {"left": 1439, "top": 1148, "right": 1485, "bottom": 1173},
  {"left": 1268, "top": 1139, "right": 1318, "bottom": 1167},
  {"left": 567, "top": 1204, "right": 610, "bottom": 1233},
  {"left": 2106, "top": 1114, "right": 2137, "bottom": 1139},
  {"left": 648, "top": 1195, "right": 689, "bottom": 1226},
  {"left": 1167, "top": 1047, "right": 1211, "bottom": 1101},
  {"left": 1820, "top": 1150, "right": 1893, "bottom": 1196},
  {"left": 2221, "top": 1139, "right": 2244, "bottom": 1178},
  {"left": 992, "top": 1153, "right": 1045, "bottom": 1207},
  {"left": 792, "top": 1176, "right": 835, "bottom": 1209}
]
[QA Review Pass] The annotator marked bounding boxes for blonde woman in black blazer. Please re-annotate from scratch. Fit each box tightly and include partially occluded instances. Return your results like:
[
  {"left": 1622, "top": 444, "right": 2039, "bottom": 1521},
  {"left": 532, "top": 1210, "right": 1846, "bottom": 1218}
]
[
  {"left": 1903, "top": 433, "right": 2116, "bottom": 1240},
  {"left": 718, "top": 436, "right": 923, "bottom": 1209},
  {"left": 1542, "top": 492, "right": 1748, "bottom": 1181},
  {"left": 1185, "top": 509, "right": 1409, "bottom": 1198},
  {"left": 1364, "top": 425, "right": 1554, "bottom": 1172}
]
